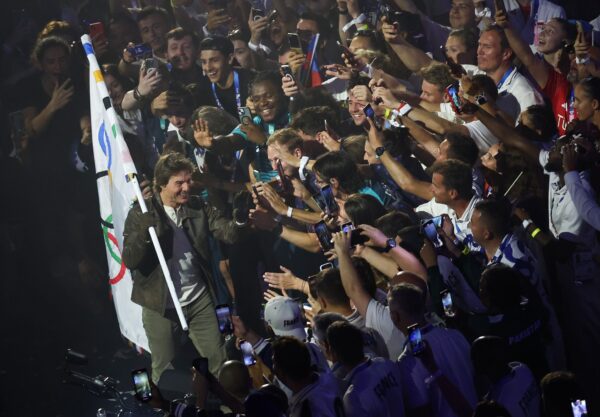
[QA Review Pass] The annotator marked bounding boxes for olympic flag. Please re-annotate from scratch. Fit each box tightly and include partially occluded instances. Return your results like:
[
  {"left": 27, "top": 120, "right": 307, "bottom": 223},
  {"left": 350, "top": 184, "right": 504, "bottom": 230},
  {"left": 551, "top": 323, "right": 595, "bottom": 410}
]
[{"left": 81, "top": 35, "right": 149, "bottom": 351}]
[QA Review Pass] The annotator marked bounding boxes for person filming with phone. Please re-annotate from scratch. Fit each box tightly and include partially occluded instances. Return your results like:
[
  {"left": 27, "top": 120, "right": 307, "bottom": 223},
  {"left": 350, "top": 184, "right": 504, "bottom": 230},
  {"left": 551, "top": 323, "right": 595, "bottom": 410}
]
[{"left": 122, "top": 152, "right": 249, "bottom": 383}]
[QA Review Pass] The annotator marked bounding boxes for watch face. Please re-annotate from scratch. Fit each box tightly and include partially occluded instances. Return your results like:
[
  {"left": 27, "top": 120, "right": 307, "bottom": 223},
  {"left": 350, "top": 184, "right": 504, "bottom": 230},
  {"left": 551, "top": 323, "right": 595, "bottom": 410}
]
[
  {"left": 387, "top": 238, "right": 396, "bottom": 248},
  {"left": 376, "top": 146, "right": 385, "bottom": 157}
]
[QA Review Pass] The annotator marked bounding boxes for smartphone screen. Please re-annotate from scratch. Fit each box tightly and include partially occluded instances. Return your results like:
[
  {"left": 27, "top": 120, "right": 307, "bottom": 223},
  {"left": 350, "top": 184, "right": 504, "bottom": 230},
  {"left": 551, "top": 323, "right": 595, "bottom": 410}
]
[
  {"left": 571, "top": 400, "right": 587, "bottom": 417},
  {"left": 445, "top": 82, "right": 463, "bottom": 114},
  {"left": 441, "top": 290, "right": 455, "bottom": 318},
  {"left": 314, "top": 221, "right": 333, "bottom": 251},
  {"left": 129, "top": 43, "right": 152, "bottom": 60},
  {"left": 340, "top": 222, "right": 354, "bottom": 233},
  {"left": 407, "top": 324, "right": 425, "bottom": 355},
  {"left": 131, "top": 368, "right": 152, "bottom": 402},
  {"left": 320, "top": 185, "right": 339, "bottom": 216},
  {"left": 143, "top": 58, "right": 158, "bottom": 75},
  {"left": 240, "top": 340, "right": 257, "bottom": 366},
  {"left": 238, "top": 106, "right": 252, "bottom": 125},
  {"left": 215, "top": 304, "right": 233, "bottom": 334},
  {"left": 363, "top": 104, "right": 376, "bottom": 119},
  {"left": 287, "top": 33, "right": 303, "bottom": 51}
]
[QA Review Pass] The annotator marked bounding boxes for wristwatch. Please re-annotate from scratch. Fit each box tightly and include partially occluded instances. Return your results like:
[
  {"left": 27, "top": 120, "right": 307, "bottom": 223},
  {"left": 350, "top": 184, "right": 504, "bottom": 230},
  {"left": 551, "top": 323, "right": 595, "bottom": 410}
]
[
  {"left": 475, "top": 94, "right": 488, "bottom": 106},
  {"left": 375, "top": 146, "right": 386, "bottom": 159},
  {"left": 382, "top": 238, "right": 397, "bottom": 253}
]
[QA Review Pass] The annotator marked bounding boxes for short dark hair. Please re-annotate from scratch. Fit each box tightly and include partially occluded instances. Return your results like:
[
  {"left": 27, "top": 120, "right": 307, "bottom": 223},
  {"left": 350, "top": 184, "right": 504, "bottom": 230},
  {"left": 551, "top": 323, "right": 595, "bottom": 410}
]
[
  {"left": 313, "top": 151, "right": 365, "bottom": 194},
  {"left": 200, "top": 35, "right": 234, "bottom": 56},
  {"left": 444, "top": 133, "right": 479, "bottom": 166},
  {"left": 166, "top": 27, "right": 199, "bottom": 48},
  {"left": 272, "top": 336, "right": 311, "bottom": 381},
  {"left": 137, "top": 6, "right": 170, "bottom": 23},
  {"left": 551, "top": 18, "right": 577, "bottom": 43},
  {"left": 299, "top": 11, "right": 331, "bottom": 38},
  {"left": 313, "top": 268, "right": 349, "bottom": 307},
  {"left": 351, "top": 29, "right": 387, "bottom": 53},
  {"left": 153, "top": 152, "right": 195, "bottom": 194},
  {"left": 578, "top": 76, "right": 600, "bottom": 101},
  {"left": 249, "top": 70, "right": 283, "bottom": 97},
  {"left": 312, "top": 312, "right": 347, "bottom": 344},
  {"left": 474, "top": 198, "right": 512, "bottom": 238},
  {"left": 388, "top": 282, "right": 425, "bottom": 316},
  {"left": 189, "top": 106, "right": 239, "bottom": 136},
  {"left": 163, "top": 83, "right": 196, "bottom": 116},
  {"left": 468, "top": 74, "right": 498, "bottom": 101},
  {"left": 348, "top": 75, "right": 371, "bottom": 91},
  {"left": 326, "top": 321, "right": 364, "bottom": 365},
  {"left": 524, "top": 104, "right": 558, "bottom": 139},
  {"left": 431, "top": 159, "right": 473, "bottom": 200},
  {"left": 480, "top": 264, "right": 524, "bottom": 311},
  {"left": 344, "top": 194, "right": 386, "bottom": 226},
  {"left": 375, "top": 211, "right": 415, "bottom": 239},
  {"left": 33, "top": 36, "right": 70, "bottom": 64},
  {"left": 290, "top": 106, "right": 339, "bottom": 136}
]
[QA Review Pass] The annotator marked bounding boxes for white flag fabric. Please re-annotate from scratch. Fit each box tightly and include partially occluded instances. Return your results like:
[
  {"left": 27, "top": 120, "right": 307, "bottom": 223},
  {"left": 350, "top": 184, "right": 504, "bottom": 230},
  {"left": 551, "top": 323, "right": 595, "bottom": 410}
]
[{"left": 82, "top": 35, "right": 149, "bottom": 351}]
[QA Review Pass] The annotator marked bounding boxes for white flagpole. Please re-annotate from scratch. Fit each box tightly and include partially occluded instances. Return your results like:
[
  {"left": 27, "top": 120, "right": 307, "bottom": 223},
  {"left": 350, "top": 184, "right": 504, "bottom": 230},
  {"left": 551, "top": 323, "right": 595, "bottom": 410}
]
[{"left": 81, "top": 35, "right": 189, "bottom": 331}]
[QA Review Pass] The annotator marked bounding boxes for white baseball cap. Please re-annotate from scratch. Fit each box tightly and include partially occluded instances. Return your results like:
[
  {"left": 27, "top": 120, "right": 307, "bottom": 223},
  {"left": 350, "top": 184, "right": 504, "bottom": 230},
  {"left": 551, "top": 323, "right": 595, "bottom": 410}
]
[{"left": 264, "top": 296, "right": 307, "bottom": 341}]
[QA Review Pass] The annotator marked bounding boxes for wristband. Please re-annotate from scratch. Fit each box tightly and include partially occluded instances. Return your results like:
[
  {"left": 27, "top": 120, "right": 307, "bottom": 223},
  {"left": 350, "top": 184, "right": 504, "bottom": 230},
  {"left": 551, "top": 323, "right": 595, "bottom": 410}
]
[
  {"left": 286, "top": 206, "right": 294, "bottom": 218},
  {"left": 531, "top": 227, "right": 542, "bottom": 238},
  {"left": 461, "top": 245, "right": 471, "bottom": 256},
  {"left": 299, "top": 156, "right": 310, "bottom": 181},
  {"left": 342, "top": 13, "right": 367, "bottom": 33},
  {"left": 396, "top": 101, "right": 412, "bottom": 116},
  {"left": 522, "top": 219, "right": 533, "bottom": 230},
  {"left": 133, "top": 87, "right": 145, "bottom": 102}
]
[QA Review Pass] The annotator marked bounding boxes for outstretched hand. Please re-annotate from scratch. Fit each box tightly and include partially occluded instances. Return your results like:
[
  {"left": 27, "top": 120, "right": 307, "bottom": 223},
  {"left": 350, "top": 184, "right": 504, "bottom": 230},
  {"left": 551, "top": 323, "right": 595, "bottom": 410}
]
[{"left": 192, "top": 119, "right": 213, "bottom": 148}]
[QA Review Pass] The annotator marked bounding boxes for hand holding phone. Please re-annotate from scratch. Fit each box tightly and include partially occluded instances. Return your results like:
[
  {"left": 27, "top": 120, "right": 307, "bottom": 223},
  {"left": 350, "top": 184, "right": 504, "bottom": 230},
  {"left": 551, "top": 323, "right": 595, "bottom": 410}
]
[
  {"left": 441, "top": 290, "right": 456, "bottom": 318},
  {"left": 240, "top": 340, "right": 257, "bottom": 366},
  {"left": 314, "top": 221, "right": 333, "bottom": 251},
  {"left": 421, "top": 217, "right": 444, "bottom": 248},
  {"left": 238, "top": 106, "right": 253, "bottom": 125},
  {"left": 215, "top": 304, "right": 233, "bottom": 334},
  {"left": 407, "top": 324, "right": 425, "bottom": 355}
]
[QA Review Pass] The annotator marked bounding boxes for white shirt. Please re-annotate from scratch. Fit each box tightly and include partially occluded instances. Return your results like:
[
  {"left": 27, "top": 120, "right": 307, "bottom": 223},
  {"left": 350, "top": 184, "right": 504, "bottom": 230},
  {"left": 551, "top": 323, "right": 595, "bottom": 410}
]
[
  {"left": 366, "top": 299, "right": 407, "bottom": 360},
  {"left": 462, "top": 64, "right": 544, "bottom": 124},
  {"left": 465, "top": 120, "right": 500, "bottom": 153},
  {"left": 416, "top": 195, "right": 483, "bottom": 252},
  {"left": 486, "top": 362, "right": 541, "bottom": 417},
  {"left": 343, "top": 358, "right": 405, "bottom": 417},
  {"left": 289, "top": 373, "right": 341, "bottom": 417},
  {"left": 398, "top": 326, "right": 477, "bottom": 417}
]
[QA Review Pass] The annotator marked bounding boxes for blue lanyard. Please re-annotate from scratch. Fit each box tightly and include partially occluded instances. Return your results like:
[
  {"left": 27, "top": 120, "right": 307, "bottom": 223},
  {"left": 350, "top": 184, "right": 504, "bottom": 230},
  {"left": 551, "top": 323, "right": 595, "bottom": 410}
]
[
  {"left": 496, "top": 67, "right": 515, "bottom": 90},
  {"left": 211, "top": 70, "right": 241, "bottom": 111}
]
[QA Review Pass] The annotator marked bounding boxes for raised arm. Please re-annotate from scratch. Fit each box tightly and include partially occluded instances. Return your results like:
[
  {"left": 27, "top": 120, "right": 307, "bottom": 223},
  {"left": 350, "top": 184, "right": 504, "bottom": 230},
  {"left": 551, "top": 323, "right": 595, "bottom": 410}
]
[
  {"left": 333, "top": 231, "right": 373, "bottom": 317},
  {"left": 494, "top": 0, "right": 549, "bottom": 88},
  {"left": 381, "top": 17, "right": 433, "bottom": 73}
]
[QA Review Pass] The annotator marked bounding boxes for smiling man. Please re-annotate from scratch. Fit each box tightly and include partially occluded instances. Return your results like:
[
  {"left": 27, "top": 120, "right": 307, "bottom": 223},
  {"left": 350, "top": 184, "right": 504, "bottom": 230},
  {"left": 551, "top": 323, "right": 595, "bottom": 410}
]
[
  {"left": 166, "top": 27, "right": 203, "bottom": 85},
  {"left": 195, "top": 36, "right": 254, "bottom": 119},
  {"left": 122, "top": 152, "right": 248, "bottom": 383}
]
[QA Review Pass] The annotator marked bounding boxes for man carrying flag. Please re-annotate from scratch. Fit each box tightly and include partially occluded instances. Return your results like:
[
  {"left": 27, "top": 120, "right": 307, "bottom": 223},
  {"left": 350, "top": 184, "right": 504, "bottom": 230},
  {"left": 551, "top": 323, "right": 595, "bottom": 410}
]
[{"left": 122, "top": 152, "right": 249, "bottom": 381}]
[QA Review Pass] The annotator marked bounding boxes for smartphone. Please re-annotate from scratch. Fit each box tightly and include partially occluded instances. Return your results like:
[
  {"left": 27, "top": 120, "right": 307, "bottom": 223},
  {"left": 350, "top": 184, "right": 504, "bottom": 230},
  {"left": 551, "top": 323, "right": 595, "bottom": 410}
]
[
  {"left": 238, "top": 106, "right": 252, "bottom": 125},
  {"left": 240, "top": 340, "right": 257, "bottom": 366},
  {"left": 340, "top": 222, "right": 354, "bottom": 233},
  {"left": 9, "top": 110, "right": 26, "bottom": 139},
  {"left": 131, "top": 368, "right": 152, "bottom": 402},
  {"left": 446, "top": 81, "right": 464, "bottom": 114},
  {"left": 314, "top": 221, "right": 333, "bottom": 251},
  {"left": 192, "top": 357, "right": 209, "bottom": 376},
  {"left": 441, "top": 290, "right": 456, "bottom": 318},
  {"left": 571, "top": 399, "right": 587, "bottom": 417},
  {"left": 362, "top": 104, "right": 382, "bottom": 129},
  {"left": 281, "top": 64, "right": 294, "bottom": 81},
  {"left": 287, "top": 33, "right": 303, "bottom": 52},
  {"left": 127, "top": 43, "right": 152, "bottom": 60},
  {"left": 324, "top": 119, "right": 340, "bottom": 141},
  {"left": 215, "top": 304, "right": 233, "bottom": 334},
  {"left": 407, "top": 324, "right": 425, "bottom": 355},
  {"left": 421, "top": 217, "right": 444, "bottom": 248},
  {"left": 142, "top": 58, "right": 158, "bottom": 75},
  {"left": 336, "top": 40, "right": 357, "bottom": 66},
  {"left": 89, "top": 21, "right": 106, "bottom": 40},
  {"left": 320, "top": 185, "right": 339, "bottom": 216},
  {"left": 251, "top": 7, "right": 264, "bottom": 20}
]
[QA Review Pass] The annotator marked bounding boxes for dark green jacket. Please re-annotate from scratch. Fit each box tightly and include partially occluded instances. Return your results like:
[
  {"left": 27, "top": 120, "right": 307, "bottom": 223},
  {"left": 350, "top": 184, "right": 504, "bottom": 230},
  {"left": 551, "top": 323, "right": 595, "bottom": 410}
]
[{"left": 122, "top": 195, "right": 245, "bottom": 315}]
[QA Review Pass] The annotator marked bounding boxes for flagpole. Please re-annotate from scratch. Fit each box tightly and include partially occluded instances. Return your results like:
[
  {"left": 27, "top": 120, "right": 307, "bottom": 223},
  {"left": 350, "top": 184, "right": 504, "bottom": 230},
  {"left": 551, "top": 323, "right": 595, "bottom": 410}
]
[{"left": 81, "top": 35, "right": 189, "bottom": 332}]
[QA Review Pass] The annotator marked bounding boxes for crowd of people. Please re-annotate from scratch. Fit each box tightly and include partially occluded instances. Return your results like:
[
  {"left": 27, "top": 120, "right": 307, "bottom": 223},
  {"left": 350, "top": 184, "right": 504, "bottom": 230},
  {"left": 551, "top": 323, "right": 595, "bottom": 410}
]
[{"left": 2, "top": 0, "right": 600, "bottom": 416}]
